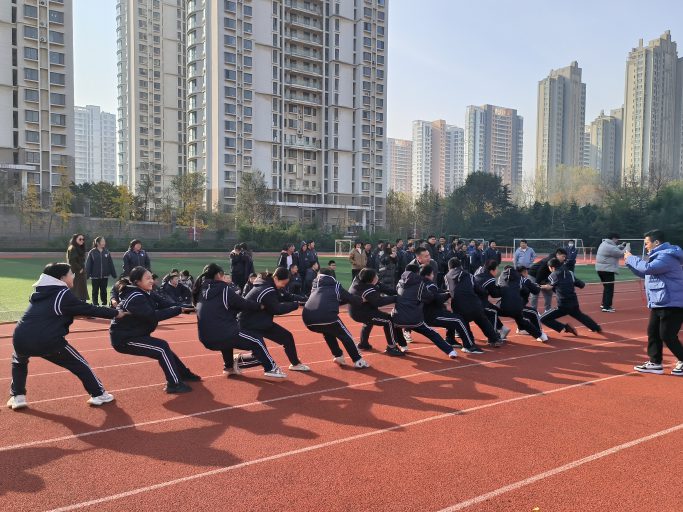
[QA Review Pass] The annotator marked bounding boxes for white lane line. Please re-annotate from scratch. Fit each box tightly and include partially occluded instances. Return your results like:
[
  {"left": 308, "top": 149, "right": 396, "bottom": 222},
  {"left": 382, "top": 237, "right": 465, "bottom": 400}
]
[
  {"left": 436, "top": 422, "right": 683, "bottom": 511},
  {"left": 0, "top": 338, "right": 638, "bottom": 453},
  {"left": 45, "top": 371, "right": 644, "bottom": 512}
]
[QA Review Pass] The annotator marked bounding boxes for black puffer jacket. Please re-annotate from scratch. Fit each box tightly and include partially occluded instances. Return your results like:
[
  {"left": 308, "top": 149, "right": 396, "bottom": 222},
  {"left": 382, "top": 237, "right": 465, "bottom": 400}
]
[
  {"left": 497, "top": 267, "right": 525, "bottom": 314},
  {"left": 109, "top": 285, "right": 181, "bottom": 344},
  {"left": 122, "top": 249, "right": 151, "bottom": 277},
  {"left": 85, "top": 248, "right": 117, "bottom": 279},
  {"left": 13, "top": 276, "right": 118, "bottom": 355},
  {"left": 391, "top": 271, "right": 435, "bottom": 327},
  {"left": 423, "top": 280, "right": 451, "bottom": 322},
  {"left": 548, "top": 269, "right": 585, "bottom": 308},
  {"left": 161, "top": 282, "right": 192, "bottom": 305},
  {"left": 302, "top": 274, "right": 360, "bottom": 325},
  {"left": 445, "top": 267, "right": 484, "bottom": 315},
  {"left": 238, "top": 276, "right": 299, "bottom": 331},
  {"left": 473, "top": 271, "right": 501, "bottom": 308},
  {"left": 195, "top": 279, "right": 261, "bottom": 348},
  {"left": 347, "top": 278, "right": 397, "bottom": 324}
]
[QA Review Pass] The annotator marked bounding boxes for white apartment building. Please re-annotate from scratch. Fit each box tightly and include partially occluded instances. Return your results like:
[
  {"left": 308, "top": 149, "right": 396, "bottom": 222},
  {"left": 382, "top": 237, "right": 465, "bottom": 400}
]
[
  {"left": 443, "top": 125, "right": 464, "bottom": 192},
  {"left": 116, "top": 0, "right": 187, "bottom": 209},
  {"left": 412, "top": 119, "right": 465, "bottom": 196},
  {"left": 386, "top": 137, "right": 412, "bottom": 194},
  {"left": 0, "top": 0, "right": 74, "bottom": 205},
  {"left": 536, "top": 61, "right": 586, "bottom": 187},
  {"left": 465, "top": 104, "right": 523, "bottom": 190},
  {"left": 186, "top": 0, "right": 388, "bottom": 231},
  {"left": 622, "top": 31, "right": 683, "bottom": 184},
  {"left": 587, "top": 109, "right": 623, "bottom": 185},
  {"left": 74, "top": 105, "right": 117, "bottom": 184}
]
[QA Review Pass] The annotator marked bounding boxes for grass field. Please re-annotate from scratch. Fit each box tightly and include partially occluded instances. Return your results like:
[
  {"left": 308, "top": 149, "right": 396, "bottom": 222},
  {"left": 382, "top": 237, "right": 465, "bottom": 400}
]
[{"left": 0, "top": 254, "right": 636, "bottom": 322}]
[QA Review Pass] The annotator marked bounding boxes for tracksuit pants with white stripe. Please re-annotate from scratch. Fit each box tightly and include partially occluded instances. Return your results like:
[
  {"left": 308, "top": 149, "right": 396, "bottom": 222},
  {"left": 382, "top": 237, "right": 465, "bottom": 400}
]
[
  {"left": 540, "top": 305, "right": 600, "bottom": 333},
  {"left": 456, "top": 308, "right": 500, "bottom": 345},
  {"left": 427, "top": 312, "right": 477, "bottom": 349},
  {"left": 307, "top": 319, "right": 362, "bottom": 362},
  {"left": 484, "top": 304, "right": 504, "bottom": 330},
  {"left": 359, "top": 311, "right": 407, "bottom": 348},
  {"left": 207, "top": 330, "right": 277, "bottom": 372},
  {"left": 398, "top": 323, "right": 454, "bottom": 355},
  {"left": 10, "top": 341, "right": 105, "bottom": 397},
  {"left": 113, "top": 336, "right": 190, "bottom": 385},
  {"left": 500, "top": 308, "right": 542, "bottom": 339}
]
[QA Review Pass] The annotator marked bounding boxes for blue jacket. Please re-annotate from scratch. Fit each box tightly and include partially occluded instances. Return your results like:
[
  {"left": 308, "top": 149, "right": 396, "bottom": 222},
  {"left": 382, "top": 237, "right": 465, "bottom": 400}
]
[{"left": 626, "top": 243, "right": 683, "bottom": 308}]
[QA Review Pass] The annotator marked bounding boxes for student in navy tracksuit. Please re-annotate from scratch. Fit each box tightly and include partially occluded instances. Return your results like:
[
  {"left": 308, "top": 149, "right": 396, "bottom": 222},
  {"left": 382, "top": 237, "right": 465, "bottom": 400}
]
[
  {"left": 421, "top": 265, "right": 484, "bottom": 354},
  {"left": 109, "top": 266, "right": 201, "bottom": 394},
  {"left": 348, "top": 268, "right": 406, "bottom": 356},
  {"left": 241, "top": 273, "right": 258, "bottom": 297},
  {"left": 303, "top": 269, "right": 371, "bottom": 368},
  {"left": 497, "top": 266, "right": 547, "bottom": 342},
  {"left": 474, "top": 261, "right": 509, "bottom": 339},
  {"left": 7, "top": 263, "right": 123, "bottom": 410},
  {"left": 286, "top": 264, "right": 305, "bottom": 297},
  {"left": 392, "top": 265, "right": 458, "bottom": 359},
  {"left": 445, "top": 258, "right": 503, "bottom": 348},
  {"left": 540, "top": 258, "right": 601, "bottom": 335},
  {"left": 304, "top": 261, "right": 319, "bottom": 296},
  {"left": 239, "top": 268, "right": 311, "bottom": 372},
  {"left": 85, "top": 236, "right": 117, "bottom": 306},
  {"left": 161, "top": 271, "right": 193, "bottom": 307},
  {"left": 276, "top": 244, "right": 300, "bottom": 270},
  {"left": 193, "top": 263, "right": 285, "bottom": 378},
  {"left": 122, "top": 239, "right": 151, "bottom": 277}
]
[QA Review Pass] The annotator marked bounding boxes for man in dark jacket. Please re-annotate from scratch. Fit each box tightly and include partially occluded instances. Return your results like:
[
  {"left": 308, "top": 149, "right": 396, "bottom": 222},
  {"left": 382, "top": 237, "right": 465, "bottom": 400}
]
[
  {"left": 307, "top": 240, "right": 319, "bottom": 269},
  {"left": 122, "top": 239, "right": 151, "bottom": 277},
  {"left": 277, "top": 244, "right": 299, "bottom": 269},
  {"left": 474, "top": 260, "right": 509, "bottom": 340},
  {"left": 161, "top": 272, "right": 193, "bottom": 307},
  {"left": 529, "top": 248, "right": 567, "bottom": 313},
  {"left": 303, "top": 261, "right": 320, "bottom": 296},
  {"left": 445, "top": 258, "right": 503, "bottom": 348},
  {"left": 349, "top": 268, "right": 405, "bottom": 356},
  {"left": 391, "top": 265, "right": 458, "bottom": 359},
  {"left": 540, "top": 258, "right": 601, "bottom": 335},
  {"left": 298, "top": 241, "right": 312, "bottom": 272},
  {"left": 497, "top": 266, "right": 547, "bottom": 342},
  {"left": 564, "top": 240, "right": 578, "bottom": 271},
  {"left": 483, "top": 240, "right": 502, "bottom": 265}
]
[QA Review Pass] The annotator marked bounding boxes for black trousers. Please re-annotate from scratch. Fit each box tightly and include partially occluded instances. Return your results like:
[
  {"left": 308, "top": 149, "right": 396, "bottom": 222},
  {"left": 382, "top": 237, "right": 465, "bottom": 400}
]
[
  {"left": 541, "top": 305, "right": 600, "bottom": 333},
  {"left": 351, "top": 269, "right": 360, "bottom": 279},
  {"left": 208, "top": 330, "right": 276, "bottom": 372},
  {"left": 256, "top": 323, "right": 301, "bottom": 366},
  {"left": 484, "top": 304, "right": 504, "bottom": 330},
  {"left": 113, "top": 336, "right": 190, "bottom": 385},
  {"left": 359, "top": 310, "right": 406, "bottom": 348},
  {"left": 11, "top": 342, "right": 105, "bottom": 397},
  {"left": 427, "top": 312, "right": 477, "bottom": 349},
  {"left": 597, "top": 271, "right": 615, "bottom": 308},
  {"left": 500, "top": 308, "right": 542, "bottom": 339},
  {"left": 401, "top": 323, "right": 454, "bottom": 355},
  {"left": 647, "top": 307, "right": 683, "bottom": 364},
  {"left": 457, "top": 308, "right": 500, "bottom": 344},
  {"left": 91, "top": 278, "right": 109, "bottom": 306},
  {"left": 307, "top": 319, "right": 362, "bottom": 362}
]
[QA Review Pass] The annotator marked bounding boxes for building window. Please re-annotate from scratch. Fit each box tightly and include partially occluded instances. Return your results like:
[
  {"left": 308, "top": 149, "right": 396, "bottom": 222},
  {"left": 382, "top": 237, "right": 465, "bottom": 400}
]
[
  {"left": 50, "top": 51, "right": 65, "bottom": 65},
  {"left": 225, "top": 120, "right": 236, "bottom": 131},
  {"left": 24, "top": 4, "right": 38, "bottom": 18},
  {"left": 51, "top": 113, "right": 66, "bottom": 126},
  {"left": 225, "top": 35, "right": 236, "bottom": 46},
  {"left": 224, "top": 52, "right": 236, "bottom": 64},
  {"left": 50, "top": 92, "right": 66, "bottom": 105},
  {"left": 25, "top": 89, "right": 39, "bottom": 102},
  {"left": 24, "top": 68, "right": 39, "bottom": 81},
  {"left": 49, "top": 31, "right": 65, "bottom": 44},
  {"left": 24, "top": 26, "right": 38, "bottom": 39},
  {"left": 25, "top": 130, "right": 40, "bottom": 143},
  {"left": 25, "top": 110, "right": 40, "bottom": 123},
  {"left": 50, "top": 72, "right": 66, "bottom": 85},
  {"left": 49, "top": 10, "right": 65, "bottom": 24},
  {"left": 225, "top": 0, "right": 236, "bottom": 12},
  {"left": 26, "top": 151, "right": 40, "bottom": 164},
  {"left": 24, "top": 47, "right": 38, "bottom": 60},
  {"left": 225, "top": 137, "right": 236, "bottom": 148},
  {"left": 224, "top": 86, "right": 236, "bottom": 97}
]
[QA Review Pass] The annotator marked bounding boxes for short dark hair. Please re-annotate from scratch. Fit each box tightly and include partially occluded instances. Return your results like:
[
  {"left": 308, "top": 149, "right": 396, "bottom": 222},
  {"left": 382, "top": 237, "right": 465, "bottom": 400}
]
[
  {"left": 448, "top": 257, "right": 461, "bottom": 269},
  {"left": 520, "top": 239, "right": 528, "bottom": 244},
  {"left": 181, "top": 269, "right": 191, "bottom": 277},
  {"left": 328, "top": 260, "right": 336, "bottom": 265},
  {"left": 419, "top": 264, "right": 434, "bottom": 277},
  {"left": 485, "top": 260, "right": 499, "bottom": 272},
  {"left": 547, "top": 258, "right": 561, "bottom": 269},
  {"left": 644, "top": 229, "right": 666, "bottom": 243},
  {"left": 517, "top": 265, "right": 528, "bottom": 272},
  {"left": 428, "top": 234, "right": 436, "bottom": 239},
  {"left": 358, "top": 268, "right": 377, "bottom": 283},
  {"left": 318, "top": 268, "right": 335, "bottom": 277},
  {"left": 414, "top": 247, "right": 428, "bottom": 256},
  {"left": 489, "top": 240, "right": 496, "bottom": 244},
  {"left": 407, "top": 241, "right": 414, "bottom": 249},
  {"left": 129, "top": 266, "right": 150, "bottom": 285},
  {"left": 405, "top": 263, "right": 420, "bottom": 273},
  {"left": 555, "top": 248, "right": 567, "bottom": 256},
  {"left": 43, "top": 262, "right": 71, "bottom": 280},
  {"left": 129, "top": 239, "right": 142, "bottom": 250},
  {"left": 607, "top": 233, "right": 620, "bottom": 240}
]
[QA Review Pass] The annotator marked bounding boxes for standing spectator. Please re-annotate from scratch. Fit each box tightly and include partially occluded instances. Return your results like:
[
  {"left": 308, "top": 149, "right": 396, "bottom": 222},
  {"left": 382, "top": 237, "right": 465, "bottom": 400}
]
[
  {"left": 564, "top": 240, "right": 578, "bottom": 271},
  {"left": 277, "top": 244, "right": 299, "bottom": 270},
  {"left": 348, "top": 241, "right": 367, "bottom": 279},
  {"left": 327, "top": 260, "right": 337, "bottom": 279},
  {"left": 304, "top": 261, "right": 320, "bottom": 296},
  {"left": 483, "top": 240, "right": 502, "bottom": 265},
  {"left": 425, "top": 235, "right": 439, "bottom": 261},
  {"left": 122, "top": 239, "right": 151, "bottom": 277},
  {"left": 364, "top": 242, "right": 377, "bottom": 270},
  {"left": 513, "top": 239, "right": 536, "bottom": 269},
  {"left": 229, "top": 244, "right": 246, "bottom": 290},
  {"left": 379, "top": 245, "right": 398, "bottom": 289},
  {"left": 240, "top": 243, "right": 255, "bottom": 278},
  {"left": 469, "top": 241, "right": 485, "bottom": 274},
  {"left": 307, "top": 240, "right": 319, "bottom": 269},
  {"left": 529, "top": 248, "right": 568, "bottom": 313},
  {"left": 86, "top": 236, "right": 117, "bottom": 306},
  {"left": 595, "top": 233, "right": 625, "bottom": 312},
  {"left": 371, "top": 241, "right": 386, "bottom": 270},
  {"left": 66, "top": 234, "right": 89, "bottom": 301},
  {"left": 298, "top": 241, "right": 311, "bottom": 272},
  {"left": 625, "top": 230, "right": 683, "bottom": 376},
  {"left": 287, "top": 264, "right": 304, "bottom": 296},
  {"left": 395, "top": 239, "right": 407, "bottom": 276}
]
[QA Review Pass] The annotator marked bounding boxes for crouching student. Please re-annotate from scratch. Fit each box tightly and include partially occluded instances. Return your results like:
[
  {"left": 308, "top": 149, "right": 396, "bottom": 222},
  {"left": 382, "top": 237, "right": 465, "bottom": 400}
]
[
  {"left": 392, "top": 264, "right": 458, "bottom": 359},
  {"left": 8, "top": 263, "right": 124, "bottom": 410},
  {"left": 497, "top": 266, "right": 548, "bottom": 342},
  {"left": 540, "top": 258, "right": 601, "bottom": 336},
  {"left": 348, "top": 268, "right": 406, "bottom": 356},
  {"left": 303, "top": 269, "right": 371, "bottom": 368},
  {"left": 421, "top": 265, "right": 484, "bottom": 354},
  {"left": 162, "top": 271, "right": 193, "bottom": 308},
  {"left": 193, "top": 263, "right": 286, "bottom": 378},
  {"left": 109, "top": 266, "right": 201, "bottom": 394}
]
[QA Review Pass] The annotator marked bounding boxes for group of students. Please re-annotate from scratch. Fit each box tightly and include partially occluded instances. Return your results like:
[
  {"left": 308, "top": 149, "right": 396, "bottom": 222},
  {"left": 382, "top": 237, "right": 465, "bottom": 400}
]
[{"left": 8, "top": 232, "right": 607, "bottom": 410}]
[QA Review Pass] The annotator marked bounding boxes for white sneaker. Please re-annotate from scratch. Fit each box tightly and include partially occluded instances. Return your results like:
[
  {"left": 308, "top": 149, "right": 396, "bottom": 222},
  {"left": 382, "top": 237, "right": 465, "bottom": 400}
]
[
  {"left": 223, "top": 356, "right": 243, "bottom": 376},
  {"left": 536, "top": 333, "right": 549, "bottom": 343},
  {"left": 634, "top": 361, "right": 664, "bottom": 374},
  {"left": 672, "top": 361, "right": 683, "bottom": 376},
  {"left": 7, "top": 395, "right": 28, "bottom": 410},
  {"left": 448, "top": 350, "right": 458, "bottom": 359},
  {"left": 264, "top": 366, "right": 287, "bottom": 378},
  {"left": 289, "top": 363, "right": 311, "bottom": 372},
  {"left": 516, "top": 329, "right": 528, "bottom": 335},
  {"left": 403, "top": 330, "right": 413, "bottom": 343},
  {"left": 354, "top": 358, "right": 370, "bottom": 369},
  {"left": 333, "top": 356, "right": 347, "bottom": 366},
  {"left": 498, "top": 326, "right": 511, "bottom": 340},
  {"left": 87, "top": 392, "right": 115, "bottom": 406}
]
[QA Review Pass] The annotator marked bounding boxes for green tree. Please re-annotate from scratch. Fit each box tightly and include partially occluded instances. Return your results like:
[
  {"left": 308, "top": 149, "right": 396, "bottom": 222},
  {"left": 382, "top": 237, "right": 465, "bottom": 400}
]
[
  {"left": 385, "top": 190, "right": 414, "bottom": 237},
  {"left": 17, "top": 185, "right": 42, "bottom": 237},
  {"left": 112, "top": 185, "right": 136, "bottom": 234},
  {"left": 48, "top": 171, "right": 73, "bottom": 238},
  {"left": 234, "top": 170, "right": 277, "bottom": 228},
  {"left": 171, "top": 172, "right": 207, "bottom": 227}
]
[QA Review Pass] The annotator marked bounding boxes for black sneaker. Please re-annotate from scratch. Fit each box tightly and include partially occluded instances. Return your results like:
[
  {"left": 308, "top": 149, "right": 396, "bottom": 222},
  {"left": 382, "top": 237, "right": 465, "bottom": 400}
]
[
  {"left": 181, "top": 370, "right": 202, "bottom": 382},
  {"left": 487, "top": 339, "right": 505, "bottom": 348},
  {"left": 384, "top": 345, "right": 406, "bottom": 357},
  {"left": 164, "top": 382, "right": 193, "bottom": 394},
  {"left": 357, "top": 342, "right": 373, "bottom": 351},
  {"left": 447, "top": 339, "right": 463, "bottom": 348},
  {"left": 462, "top": 345, "right": 485, "bottom": 354}
]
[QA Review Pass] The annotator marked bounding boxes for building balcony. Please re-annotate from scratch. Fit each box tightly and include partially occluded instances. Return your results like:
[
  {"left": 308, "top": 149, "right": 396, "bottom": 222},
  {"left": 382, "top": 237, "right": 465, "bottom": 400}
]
[
  {"left": 284, "top": 0, "right": 323, "bottom": 16},
  {"left": 283, "top": 135, "right": 322, "bottom": 150},
  {"left": 285, "top": 92, "right": 322, "bottom": 105},
  {"left": 286, "top": 47, "right": 322, "bottom": 62},
  {"left": 284, "top": 185, "right": 320, "bottom": 196},
  {"left": 285, "top": 62, "right": 322, "bottom": 76},
  {"left": 285, "top": 16, "right": 323, "bottom": 32},
  {"left": 285, "top": 78, "right": 322, "bottom": 91},
  {"left": 285, "top": 31, "right": 323, "bottom": 46}
]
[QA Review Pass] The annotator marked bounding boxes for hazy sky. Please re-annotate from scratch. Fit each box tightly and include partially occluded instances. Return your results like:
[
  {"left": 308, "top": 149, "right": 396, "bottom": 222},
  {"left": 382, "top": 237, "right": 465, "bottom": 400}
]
[{"left": 74, "top": 0, "right": 683, "bottom": 175}]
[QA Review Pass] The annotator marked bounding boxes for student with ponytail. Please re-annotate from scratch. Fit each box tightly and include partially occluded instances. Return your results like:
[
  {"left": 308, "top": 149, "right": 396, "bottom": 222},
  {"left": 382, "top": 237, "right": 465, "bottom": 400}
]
[
  {"left": 109, "top": 266, "right": 201, "bottom": 394},
  {"left": 238, "top": 267, "right": 311, "bottom": 372},
  {"left": 193, "top": 263, "right": 286, "bottom": 378}
]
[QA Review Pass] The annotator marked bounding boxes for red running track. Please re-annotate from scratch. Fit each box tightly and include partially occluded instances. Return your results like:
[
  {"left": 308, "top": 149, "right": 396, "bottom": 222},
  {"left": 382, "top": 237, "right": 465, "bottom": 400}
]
[{"left": 1, "top": 281, "right": 682, "bottom": 511}]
